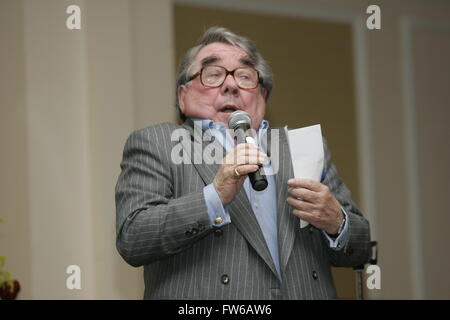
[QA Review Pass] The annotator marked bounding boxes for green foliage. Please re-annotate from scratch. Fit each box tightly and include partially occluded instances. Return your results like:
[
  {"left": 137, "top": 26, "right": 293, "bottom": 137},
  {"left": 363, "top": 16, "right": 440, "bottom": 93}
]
[{"left": 0, "top": 255, "right": 14, "bottom": 289}]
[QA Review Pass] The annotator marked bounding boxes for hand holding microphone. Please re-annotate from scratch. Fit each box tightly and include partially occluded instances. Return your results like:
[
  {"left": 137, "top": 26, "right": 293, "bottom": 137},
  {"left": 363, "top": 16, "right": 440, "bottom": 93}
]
[
  {"left": 228, "top": 110, "right": 268, "bottom": 191},
  {"left": 212, "top": 111, "right": 269, "bottom": 206}
]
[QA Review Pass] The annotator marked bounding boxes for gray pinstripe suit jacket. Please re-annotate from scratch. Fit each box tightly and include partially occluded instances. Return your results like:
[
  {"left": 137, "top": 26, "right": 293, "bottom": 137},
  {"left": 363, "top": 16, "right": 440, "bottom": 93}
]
[{"left": 115, "top": 119, "right": 371, "bottom": 299}]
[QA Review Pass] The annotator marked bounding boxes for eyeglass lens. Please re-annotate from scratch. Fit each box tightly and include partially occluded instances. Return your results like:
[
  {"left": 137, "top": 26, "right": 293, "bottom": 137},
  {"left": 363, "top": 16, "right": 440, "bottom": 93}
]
[{"left": 201, "top": 66, "right": 258, "bottom": 89}]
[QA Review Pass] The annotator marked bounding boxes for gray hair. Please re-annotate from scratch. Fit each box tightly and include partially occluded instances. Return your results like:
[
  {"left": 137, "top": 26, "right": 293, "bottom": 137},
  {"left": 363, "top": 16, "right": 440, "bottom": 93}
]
[{"left": 175, "top": 26, "right": 274, "bottom": 120}]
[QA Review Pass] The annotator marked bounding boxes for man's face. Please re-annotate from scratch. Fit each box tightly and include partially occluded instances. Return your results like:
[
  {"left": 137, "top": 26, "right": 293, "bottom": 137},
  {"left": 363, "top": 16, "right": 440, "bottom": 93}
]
[{"left": 178, "top": 42, "right": 267, "bottom": 130}]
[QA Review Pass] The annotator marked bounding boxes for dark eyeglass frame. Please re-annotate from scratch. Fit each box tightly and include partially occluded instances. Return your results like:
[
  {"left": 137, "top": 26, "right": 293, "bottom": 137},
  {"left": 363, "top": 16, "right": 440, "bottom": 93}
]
[{"left": 186, "top": 65, "right": 261, "bottom": 89}]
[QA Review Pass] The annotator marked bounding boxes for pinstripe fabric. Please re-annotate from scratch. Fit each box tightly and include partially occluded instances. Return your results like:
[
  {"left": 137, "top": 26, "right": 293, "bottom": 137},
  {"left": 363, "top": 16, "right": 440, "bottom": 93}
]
[{"left": 115, "top": 119, "right": 371, "bottom": 299}]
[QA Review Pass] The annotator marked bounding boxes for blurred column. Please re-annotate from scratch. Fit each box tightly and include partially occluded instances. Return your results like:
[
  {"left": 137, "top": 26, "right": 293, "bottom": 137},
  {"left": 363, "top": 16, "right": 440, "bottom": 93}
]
[{"left": 23, "top": 0, "right": 95, "bottom": 299}]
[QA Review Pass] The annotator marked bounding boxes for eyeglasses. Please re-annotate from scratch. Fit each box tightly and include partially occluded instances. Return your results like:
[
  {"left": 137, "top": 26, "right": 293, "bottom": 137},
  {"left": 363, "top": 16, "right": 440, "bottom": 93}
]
[{"left": 187, "top": 65, "right": 260, "bottom": 89}]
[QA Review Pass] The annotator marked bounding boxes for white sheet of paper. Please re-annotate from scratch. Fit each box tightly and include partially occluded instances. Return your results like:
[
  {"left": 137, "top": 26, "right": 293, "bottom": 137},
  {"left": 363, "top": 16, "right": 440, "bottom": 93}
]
[{"left": 285, "top": 124, "right": 324, "bottom": 228}]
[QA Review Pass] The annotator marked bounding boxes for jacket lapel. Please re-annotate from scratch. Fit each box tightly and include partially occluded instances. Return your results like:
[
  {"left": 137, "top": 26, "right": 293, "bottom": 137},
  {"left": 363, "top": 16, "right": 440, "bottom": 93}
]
[
  {"left": 181, "top": 119, "right": 279, "bottom": 278},
  {"left": 270, "top": 127, "right": 297, "bottom": 276}
]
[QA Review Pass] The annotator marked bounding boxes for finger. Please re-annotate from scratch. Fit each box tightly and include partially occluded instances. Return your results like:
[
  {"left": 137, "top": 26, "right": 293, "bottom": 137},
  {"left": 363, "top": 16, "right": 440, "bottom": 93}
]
[
  {"left": 223, "top": 148, "right": 255, "bottom": 165},
  {"left": 236, "top": 150, "right": 261, "bottom": 160},
  {"left": 291, "top": 209, "right": 316, "bottom": 224},
  {"left": 286, "top": 196, "right": 315, "bottom": 211},
  {"left": 235, "top": 146, "right": 266, "bottom": 164},
  {"left": 234, "top": 164, "right": 259, "bottom": 177},
  {"left": 287, "top": 178, "right": 322, "bottom": 192},
  {"left": 235, "top": 142, "right": 260, "bottom": 152},
  {"left": 234, "top": 143, "right": 257, "bottom": 159},
  {"left": 236, "top": 148, "right": 267, "bottom": 161},
  {"left": 236, "top": 154, "right": 267, "bottom": 165},
  {"left": 224, "top": 146, "right": 266, "bottom": 165},
  {"left": 287, "top": 187, "right": 318, "bottom": 203},
  {"left": 235, "top": 143, "right": 267, "bottom": 158}
]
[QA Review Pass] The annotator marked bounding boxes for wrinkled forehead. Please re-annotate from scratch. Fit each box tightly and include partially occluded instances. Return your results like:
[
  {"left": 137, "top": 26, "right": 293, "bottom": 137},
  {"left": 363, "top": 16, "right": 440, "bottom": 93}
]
[{"left": 193, "top": 43, "right": 255, "bottom": 71}]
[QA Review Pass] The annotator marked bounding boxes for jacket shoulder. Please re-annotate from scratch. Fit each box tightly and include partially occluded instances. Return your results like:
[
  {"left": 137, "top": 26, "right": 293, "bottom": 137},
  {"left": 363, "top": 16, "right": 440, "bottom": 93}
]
[{"left": 126, "top": 122, "right": 183, "bottom": 141}]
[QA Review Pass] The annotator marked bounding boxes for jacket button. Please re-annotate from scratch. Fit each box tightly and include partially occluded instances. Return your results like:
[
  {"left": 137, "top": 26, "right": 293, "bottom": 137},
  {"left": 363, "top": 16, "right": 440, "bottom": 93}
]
[
  {"left": 312, "top": 271, "right": 318, "bottom": 280},
  {"left": 214, "top": 217, "right": 223, "bottom": 224},
  {"left": 309, "top": 226, "right": 314, "bottom": 234},
  {"left": 214, "top": 229, "right": 223, "bottom": 237},
  {"left": 221, "top": 274, "right": 230, "bottom": 285},
  {"left": 191, "top": 228, "right": 198, "bottom": 235}
]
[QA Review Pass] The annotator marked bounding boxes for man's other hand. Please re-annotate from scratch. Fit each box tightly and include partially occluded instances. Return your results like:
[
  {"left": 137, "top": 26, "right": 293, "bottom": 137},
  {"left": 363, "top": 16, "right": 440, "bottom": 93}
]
[{"left": 287, "top": 178, "right": 343, "bottom": 234}]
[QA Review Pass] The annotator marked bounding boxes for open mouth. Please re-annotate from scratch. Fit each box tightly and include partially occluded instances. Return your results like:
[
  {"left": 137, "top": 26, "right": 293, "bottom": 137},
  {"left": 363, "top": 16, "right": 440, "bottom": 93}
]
[{"left": 219, "top": 105, "right": 239, "bottom": 113}]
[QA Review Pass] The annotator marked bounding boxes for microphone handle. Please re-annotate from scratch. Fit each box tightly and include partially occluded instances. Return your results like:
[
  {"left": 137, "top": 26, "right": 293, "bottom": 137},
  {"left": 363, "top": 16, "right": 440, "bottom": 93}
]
[{"left": 249, "top": 166, "right": 268, "bottom": 191}]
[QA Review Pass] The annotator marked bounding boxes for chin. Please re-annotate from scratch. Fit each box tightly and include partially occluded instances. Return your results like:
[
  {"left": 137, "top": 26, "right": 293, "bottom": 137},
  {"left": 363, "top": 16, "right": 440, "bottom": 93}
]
[{"left": 213, "top": 113, "right": 232, "bottom": 126}]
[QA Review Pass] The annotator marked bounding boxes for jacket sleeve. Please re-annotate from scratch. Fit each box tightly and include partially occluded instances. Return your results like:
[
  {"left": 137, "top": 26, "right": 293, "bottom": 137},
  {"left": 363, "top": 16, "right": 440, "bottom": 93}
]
[
  {"left": 321, "top": 138, "right": 372, "bottom": 267},
  {"left": 115, "top": 125, "right": 213, "bottom": 267}
]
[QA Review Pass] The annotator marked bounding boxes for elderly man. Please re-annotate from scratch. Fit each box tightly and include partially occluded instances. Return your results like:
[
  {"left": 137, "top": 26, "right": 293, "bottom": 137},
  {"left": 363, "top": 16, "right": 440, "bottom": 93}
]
[{"left": 115, "top": 26, "right": 371, "bottom": 299}]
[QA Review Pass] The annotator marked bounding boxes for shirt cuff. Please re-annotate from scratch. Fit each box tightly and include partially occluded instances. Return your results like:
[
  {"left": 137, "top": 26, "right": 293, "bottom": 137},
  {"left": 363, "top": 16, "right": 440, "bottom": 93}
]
[
  {"left": 203, "top": 183, "right": 231, "bottom": 227},
  {"left": 322, "top": 207, "right": 350, "bottom": 251}
]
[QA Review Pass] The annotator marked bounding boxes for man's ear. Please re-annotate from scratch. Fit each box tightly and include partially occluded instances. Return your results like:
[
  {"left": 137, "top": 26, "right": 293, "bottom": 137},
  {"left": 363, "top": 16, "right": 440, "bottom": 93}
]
[
  {"left": 261, "top": 87, "right": 268, "bottom": 100},
  {"left": 178, "top": 85, "right": 187, "bottom": 113}
]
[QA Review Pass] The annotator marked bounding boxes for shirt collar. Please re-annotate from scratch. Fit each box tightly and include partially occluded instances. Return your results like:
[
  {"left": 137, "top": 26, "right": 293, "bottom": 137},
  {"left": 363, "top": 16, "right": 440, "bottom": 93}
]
[{"left": 191, "top": 118, "right": 269, "bottom": 132}]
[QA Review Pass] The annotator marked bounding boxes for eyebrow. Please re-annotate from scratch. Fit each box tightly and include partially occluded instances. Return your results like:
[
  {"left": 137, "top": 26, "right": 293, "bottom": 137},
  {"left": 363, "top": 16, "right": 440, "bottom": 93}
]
[
  {"left": 200, "top": 56, "right": 220, "bottom": 68},
  {"left": 199, "top": 55, "right": 256, "bottom": 69},
  {"left": 239, "top": 57, "right": 256, "bottom": 68}
]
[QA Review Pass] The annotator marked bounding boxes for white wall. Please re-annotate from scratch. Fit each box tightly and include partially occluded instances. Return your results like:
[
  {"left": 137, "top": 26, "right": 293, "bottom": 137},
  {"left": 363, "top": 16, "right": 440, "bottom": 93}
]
[
  {"left": 0, "top": 0, "right": 31, "bottom": 299},
  {"left": 403, "top": 18, "right": 450, "bottom": 299},
  {"left": 0, "top": 0, "right": 175, "bottom": 299}
]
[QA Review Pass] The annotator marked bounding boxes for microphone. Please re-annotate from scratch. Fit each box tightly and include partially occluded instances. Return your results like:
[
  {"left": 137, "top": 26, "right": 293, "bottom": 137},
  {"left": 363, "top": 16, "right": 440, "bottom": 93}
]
[{"left": 228, "top": 110, "right": 268, "bottom": 191}]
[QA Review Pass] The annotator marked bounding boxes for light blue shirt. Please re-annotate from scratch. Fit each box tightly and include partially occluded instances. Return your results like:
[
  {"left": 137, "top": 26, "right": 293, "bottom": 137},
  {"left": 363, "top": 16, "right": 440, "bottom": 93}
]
[{"left": 195, "top": 118, "right": 349, "bottom": 283}]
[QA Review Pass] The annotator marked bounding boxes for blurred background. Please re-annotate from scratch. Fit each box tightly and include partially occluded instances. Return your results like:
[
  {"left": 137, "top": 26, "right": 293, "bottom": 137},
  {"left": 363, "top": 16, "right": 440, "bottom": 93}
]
[{"left": 1, "top": 0, "right": 449, "bottom": 299}]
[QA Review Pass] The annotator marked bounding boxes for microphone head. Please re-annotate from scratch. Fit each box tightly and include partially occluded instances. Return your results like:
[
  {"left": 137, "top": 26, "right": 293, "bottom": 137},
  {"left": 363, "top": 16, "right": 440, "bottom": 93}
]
[{"left": 228, "top": 110, "right": 252, "bottom": 130}]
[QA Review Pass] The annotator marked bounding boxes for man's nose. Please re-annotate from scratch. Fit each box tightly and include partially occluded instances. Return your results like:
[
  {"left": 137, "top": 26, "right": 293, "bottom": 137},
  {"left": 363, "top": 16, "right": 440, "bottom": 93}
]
[{"left": 220, "top": 74, "right": 239, "bottom": 95}]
